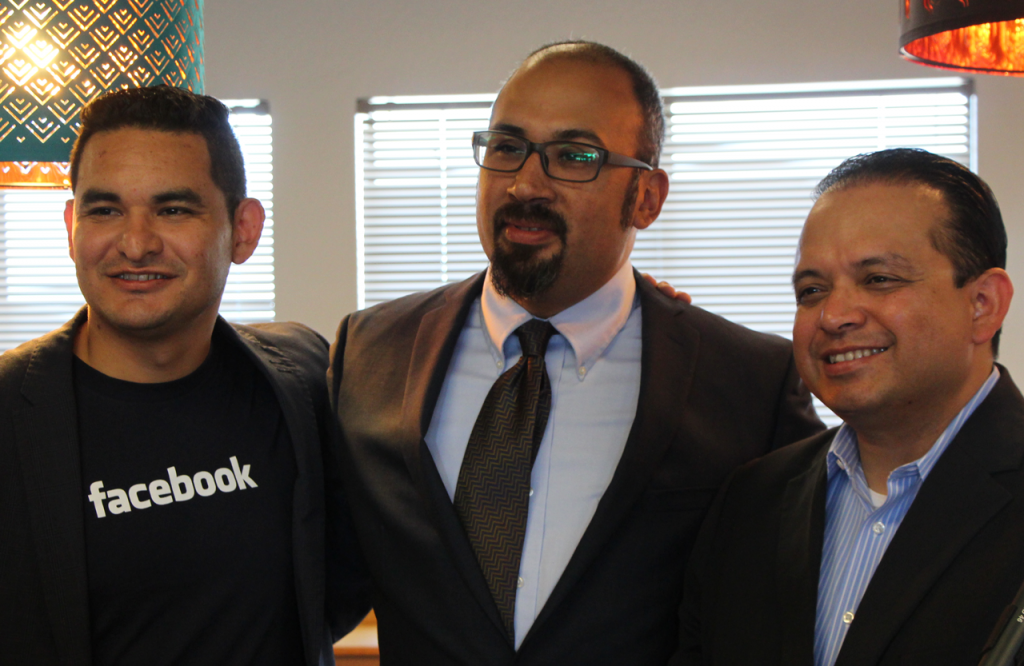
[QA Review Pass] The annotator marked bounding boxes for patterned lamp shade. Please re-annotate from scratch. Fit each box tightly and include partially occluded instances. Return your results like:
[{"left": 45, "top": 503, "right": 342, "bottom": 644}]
[
  {"left": 0, "top": 0, "right": 203, "bottom": 188},
  {"left": 901, "top": 0, "right": 1024, "bottom": 75}
]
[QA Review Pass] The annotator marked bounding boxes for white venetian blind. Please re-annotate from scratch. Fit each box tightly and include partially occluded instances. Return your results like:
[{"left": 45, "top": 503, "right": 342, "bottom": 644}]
[
  {"left": 0, "top": 99, "right": 275, "bottom": 353},
  {"left": 356, "top": 95, "right": 494, "bottom": 307}
]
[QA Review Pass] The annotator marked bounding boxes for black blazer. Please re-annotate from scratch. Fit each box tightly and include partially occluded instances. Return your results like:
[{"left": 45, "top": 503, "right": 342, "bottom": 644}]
[
  {"left": 677, "top": 368, "right": 1024, "bottom": 666},
  {"left": 0, "top": 309, "right": 367, "bottom": 666},
  {"left": 328, "top": 271, "right": 824, "bottom": 665}
]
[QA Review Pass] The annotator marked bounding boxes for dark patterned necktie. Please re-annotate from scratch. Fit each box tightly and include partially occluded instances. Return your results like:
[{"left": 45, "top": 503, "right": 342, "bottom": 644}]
[{"left": 454, "top": 318, "right": 556, "bottom": 642}]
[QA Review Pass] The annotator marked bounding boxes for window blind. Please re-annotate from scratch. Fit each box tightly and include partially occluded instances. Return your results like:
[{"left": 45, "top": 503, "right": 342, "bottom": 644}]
[
  {"left": 0, "top": 99, "right": 275, "bottom": 353},
  {"left": 356, "top": 79, "right": 974, "bottom": 426}
]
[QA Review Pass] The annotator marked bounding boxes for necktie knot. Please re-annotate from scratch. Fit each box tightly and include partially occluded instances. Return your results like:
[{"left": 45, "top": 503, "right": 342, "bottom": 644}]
[{"left": 516, "top": 319, "right": 555, "bottom": 359}]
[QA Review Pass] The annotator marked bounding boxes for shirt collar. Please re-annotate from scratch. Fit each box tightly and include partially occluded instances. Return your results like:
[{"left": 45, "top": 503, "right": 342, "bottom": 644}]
[
  {"left": 480, "top": 261, "right": 638, "bottom": 379},
  {"left": 827, "top": 365, "right": 1001, "bottom": 487}
]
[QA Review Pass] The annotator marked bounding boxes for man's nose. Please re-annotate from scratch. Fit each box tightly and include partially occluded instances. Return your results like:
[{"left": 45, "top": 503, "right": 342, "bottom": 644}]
[
  {"left": 508, "top": 152, "right": 556, "bottom": 203},
  {"left": 819, "top": 286, "right": 866, "bottom": 334},
  {"left": 117, "top": 213, "right": 163, "bottom": 260}
]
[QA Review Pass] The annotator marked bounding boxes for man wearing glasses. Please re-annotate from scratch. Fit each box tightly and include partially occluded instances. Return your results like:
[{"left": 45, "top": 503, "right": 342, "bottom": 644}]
[{"left": 328, "top": 41, "right": 823, "bottom": 665}]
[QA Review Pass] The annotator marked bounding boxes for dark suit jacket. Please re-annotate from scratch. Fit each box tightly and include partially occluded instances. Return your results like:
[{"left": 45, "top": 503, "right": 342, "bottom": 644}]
[
  {"left": 328, "top": 271, "right": 824, "bottom": 665},
  {"left": 0, "top": 309, "right": 368, "bottom": 666},
  {"left": 677, "top": 368, "right": 1024, "bottom": 666}
]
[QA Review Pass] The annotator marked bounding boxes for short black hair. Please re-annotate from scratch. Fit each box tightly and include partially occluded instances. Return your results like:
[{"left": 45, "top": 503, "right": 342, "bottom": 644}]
[
  {"left": 69, "top": 85, "right": 245, "bottom": 215},
  {"left": 814, "top": 147, "right": 1007, "bottom": 353},
  {"left": 521, "top": 40, "right": 665, "bottom": 168}
]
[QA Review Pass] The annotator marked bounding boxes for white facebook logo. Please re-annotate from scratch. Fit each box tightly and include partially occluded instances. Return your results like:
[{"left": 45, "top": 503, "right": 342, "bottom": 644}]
[{"left": 87, "top": 456, "right": 257, "bottom": 518}]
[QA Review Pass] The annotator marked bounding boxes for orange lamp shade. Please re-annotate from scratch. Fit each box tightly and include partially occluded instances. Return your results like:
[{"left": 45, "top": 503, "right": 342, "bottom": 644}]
[
  {"left": 0, "top": 0, "right": 204, "bottom": 188},
  {"left": 901, "top": 0, "right": 1024, "bottom": 75}
]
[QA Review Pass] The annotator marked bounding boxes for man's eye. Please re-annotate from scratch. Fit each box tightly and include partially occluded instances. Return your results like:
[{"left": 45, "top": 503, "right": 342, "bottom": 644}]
[
  {"left": 85, "top": 206, "right": 117, "bottom": 217},
  {"left": 866, "top": 275, "right": 899, "bottom": 286},
  {"left": 796, "top": 286, "right": 823, "bottom": 304},
  {"left": 491, "top": 141, "right": 525, "bottom": 155},
  {"left": 555, "top": 146, "right": 600, "bottom": 165},
  {"left": 160, "top": 206, "right": 193, "bottom": 216}
]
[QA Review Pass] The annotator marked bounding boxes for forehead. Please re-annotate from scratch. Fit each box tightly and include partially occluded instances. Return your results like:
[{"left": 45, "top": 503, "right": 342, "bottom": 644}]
[
  {"left": 76, "top": 128, "right": 212, "bottom": 188},
  {"left": 797, "top": 181, "right": 952, "bottom": 271},
  {"left": 490, "top": 58, "right": 642, "bottom": 146}
]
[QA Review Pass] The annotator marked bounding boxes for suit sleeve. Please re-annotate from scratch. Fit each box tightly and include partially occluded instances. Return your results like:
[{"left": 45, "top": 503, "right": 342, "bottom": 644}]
[
  {"left": 771, "top": 352, "right": 825, "bottom": 450},
  {"left": 321, "top": 316, "right": 373, "bottom": 639}
]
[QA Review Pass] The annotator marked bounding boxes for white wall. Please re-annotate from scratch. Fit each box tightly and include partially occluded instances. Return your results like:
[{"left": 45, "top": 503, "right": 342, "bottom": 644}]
[{"left": 204, "top": 0, "right": 1024, "bottom": 377}]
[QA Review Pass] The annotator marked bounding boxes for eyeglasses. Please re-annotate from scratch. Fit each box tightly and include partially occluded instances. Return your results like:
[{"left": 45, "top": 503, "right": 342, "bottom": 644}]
[{"left": 472, "top": 130, "right": 653, "bottom": 183}]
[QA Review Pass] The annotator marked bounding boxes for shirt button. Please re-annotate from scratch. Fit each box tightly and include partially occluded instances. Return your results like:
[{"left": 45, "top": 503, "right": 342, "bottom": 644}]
[
  {"left": 529, "top": 488, "right": 534, "bottom": 496},
  {"left": 496, "top": 359, "right": 504, "bottom": 369},
  {"left": 872, "top": 522, "right": 885, "bottom": 535},
  {"left": 578, "top": 366, "right": 587, "bottom": 378},
  {"left": 842, "top": 611, "right": 855, "bottom": 624},
  {"left": 517, "top": 577, "right": 524, "bottom": 588}
]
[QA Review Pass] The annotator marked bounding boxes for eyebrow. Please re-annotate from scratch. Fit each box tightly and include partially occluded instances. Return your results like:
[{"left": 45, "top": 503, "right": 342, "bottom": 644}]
[
  {"left": 80, "top": 189, "right": 120, "bottom": 205},
  {"left": 152, "top": 188, "right": 204, "bottom": 206},
  {"left": 791, "top": 253, "right": 917, "bottom": 286},
  {"left": 79, "top": 188, "right": 205, "bottom": 207},
  {"left": 491, "top": 123, "right": 605, "bottom": 147}
]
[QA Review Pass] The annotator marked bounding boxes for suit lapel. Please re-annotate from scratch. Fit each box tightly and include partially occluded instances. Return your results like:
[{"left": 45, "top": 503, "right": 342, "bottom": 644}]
[
  {"left": 13, "top": 310, "right": 92, "bottom": 666},
  {"left": 776, "top": 435, "right": 831, "bottom": 664},
  {"left": 226, "top": 321, "right": 327, "bottom": 666},
  {"left": 527, "top": 275, "right": 700, "bottom": 639},
  {"left": 399, "top": 275, "right": 485, "bottom": 448},
  {"left": 837, "top": 373, "right": 1024, "bottom": 665},
  {"left": 398, "top": 274, "right": 510, "bottom": 638},
  {"left": 399, "top": 274, "right": 486, "bottom": 486}
]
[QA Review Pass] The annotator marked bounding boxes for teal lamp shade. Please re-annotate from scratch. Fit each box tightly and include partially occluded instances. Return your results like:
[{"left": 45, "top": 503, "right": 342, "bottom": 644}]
[{"left": 0, "top": 0, "right": 204, "bottom": 187}]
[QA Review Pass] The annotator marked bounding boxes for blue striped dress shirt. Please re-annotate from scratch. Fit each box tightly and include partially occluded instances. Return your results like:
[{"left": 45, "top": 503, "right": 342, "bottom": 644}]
[{"left": 814, "top": 366, "right": 1000, "bottom": 666}]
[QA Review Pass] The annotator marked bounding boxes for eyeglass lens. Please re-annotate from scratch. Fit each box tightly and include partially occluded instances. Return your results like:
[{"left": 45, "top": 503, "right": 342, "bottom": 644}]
[{"left": 474, "top": 132, "right": 603, "bottom": 182}]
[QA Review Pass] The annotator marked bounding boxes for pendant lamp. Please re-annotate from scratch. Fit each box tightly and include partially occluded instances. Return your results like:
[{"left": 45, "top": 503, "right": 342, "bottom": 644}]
[
  {"left": 901, "top": 0, "right": 1024, "bottom": 75},
  {"left": 0, "top": 0, "right": 203, "bottom": 188}
]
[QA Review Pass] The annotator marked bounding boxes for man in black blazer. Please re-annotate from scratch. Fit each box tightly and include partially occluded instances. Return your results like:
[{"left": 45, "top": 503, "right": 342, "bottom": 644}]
[
  {"left": 678, "top": 149, "right": 1022, "bottom": 665},
  {"left": 329, "top": 41, "right": 822, "bottom": 665},
  {"left": 0, "top": 86, "right": 366, "bottom": 665}
]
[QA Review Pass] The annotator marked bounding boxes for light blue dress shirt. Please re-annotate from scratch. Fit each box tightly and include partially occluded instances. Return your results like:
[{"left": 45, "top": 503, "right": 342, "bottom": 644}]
[
  {"left": 814, "top": 367, "right": 1000, "bottom": 666},
  {"left": 424, "top": 261, "right": 642, "bottom": 648}
]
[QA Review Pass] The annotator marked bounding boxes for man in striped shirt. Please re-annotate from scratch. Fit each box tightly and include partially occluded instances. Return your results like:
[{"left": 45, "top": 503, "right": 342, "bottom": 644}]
[{"left": 677, "top": 148, "right": 1024, "bottom": 666}]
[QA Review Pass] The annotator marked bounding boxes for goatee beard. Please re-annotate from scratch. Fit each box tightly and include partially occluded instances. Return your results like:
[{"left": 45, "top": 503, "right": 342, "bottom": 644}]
[{"left": 489, "top": 202, "right": 568, "bottom": 301}]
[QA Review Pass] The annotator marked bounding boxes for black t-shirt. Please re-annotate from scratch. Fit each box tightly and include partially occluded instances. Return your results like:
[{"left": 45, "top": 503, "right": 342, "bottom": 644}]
[{"left": 75, "top": 335, "right": 304, "bottom": 666}]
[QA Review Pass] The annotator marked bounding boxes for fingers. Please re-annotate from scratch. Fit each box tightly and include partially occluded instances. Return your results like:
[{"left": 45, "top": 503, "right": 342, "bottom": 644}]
[
  {"left": 657, "top": 281, "right": 692, "bottom": 304},
  {"left": 641, "top": 272, "right": 692, "bottom": 304}
]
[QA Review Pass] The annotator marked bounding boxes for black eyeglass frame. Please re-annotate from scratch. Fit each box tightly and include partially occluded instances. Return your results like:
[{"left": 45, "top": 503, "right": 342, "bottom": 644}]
[{"left": 472, "top": 130, "right": 653, "bottom": 183}]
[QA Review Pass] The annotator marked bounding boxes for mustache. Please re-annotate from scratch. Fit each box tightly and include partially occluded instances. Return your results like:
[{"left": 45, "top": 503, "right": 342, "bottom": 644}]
[{"left": 493, "top": 201, "right": 568, "bottom": 240}]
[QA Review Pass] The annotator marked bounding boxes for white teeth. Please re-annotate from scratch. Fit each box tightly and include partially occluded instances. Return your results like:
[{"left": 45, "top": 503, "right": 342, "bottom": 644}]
[
  {"left": 119, "top": 273, "right": 164, "bottom": 281},
  {"left": 828, "top": 348, "right": 887, "bottom": 364}
]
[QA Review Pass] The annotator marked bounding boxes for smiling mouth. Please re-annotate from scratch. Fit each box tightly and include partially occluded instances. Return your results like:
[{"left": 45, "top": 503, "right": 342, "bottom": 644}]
[
  {"left": 503, "top": 219, "right": 555, "bottom": 233},
  {"left": 116, "top": 273, "right": 168, "bottom": 282},
  {"left": 827, "top": 347, "right": 889, "bottom": 364}
]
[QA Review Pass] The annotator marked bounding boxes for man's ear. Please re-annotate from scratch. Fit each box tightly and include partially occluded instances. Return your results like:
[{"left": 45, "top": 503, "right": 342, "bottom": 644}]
[
  {"left": 969, "top": 267, "right": 1014, "bottom": 347},
  {"left": 231, "top": 198, "right": 266, "bottom": 264},
  {"left": 631, "top": 168, "right": 669, "bottom": 231},
  {"left": 64, "top": 198, "right": 76, "bottom": 262}
]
